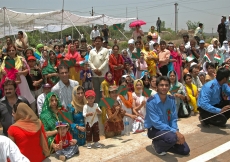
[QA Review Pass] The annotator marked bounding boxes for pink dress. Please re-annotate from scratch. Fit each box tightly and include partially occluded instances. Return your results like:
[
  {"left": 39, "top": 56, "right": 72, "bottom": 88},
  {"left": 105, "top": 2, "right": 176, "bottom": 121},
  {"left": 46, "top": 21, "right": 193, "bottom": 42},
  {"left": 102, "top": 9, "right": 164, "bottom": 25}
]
[{"left": 135, "top": 59, "right": 147, "bottom": 79}]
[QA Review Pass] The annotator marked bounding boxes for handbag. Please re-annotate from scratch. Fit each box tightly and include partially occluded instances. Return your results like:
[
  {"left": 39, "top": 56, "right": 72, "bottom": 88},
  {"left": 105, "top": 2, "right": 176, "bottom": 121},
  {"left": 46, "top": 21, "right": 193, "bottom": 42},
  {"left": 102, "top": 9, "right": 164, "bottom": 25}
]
[
  {"left": 178, "top": 101, "right": 191, "bottom": 118},
  {"left": 58, "top": 110, "right": 73, "bottom": 125}
]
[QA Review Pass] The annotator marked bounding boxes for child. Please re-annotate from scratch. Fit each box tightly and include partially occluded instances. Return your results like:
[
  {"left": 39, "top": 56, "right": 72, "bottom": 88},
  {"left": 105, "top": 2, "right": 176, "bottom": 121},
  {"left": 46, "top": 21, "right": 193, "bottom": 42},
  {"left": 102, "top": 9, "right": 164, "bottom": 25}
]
[
  {"left": 123, "top": 75, "right": 134, "bottom": 93},
  {"left": 83, "top": 90, "right": 102, "bottom": 149},
  {"left": 135, "top": 52, "right": 147, "bottom": 79},
  {"left": 80, "top": 62, "right": 93, "bottom": 91},
  {"left": 54, "top": 121, "right": 78, "bottom": 161},
  {"left": 123, "top": 62, "right": 135, "bottom": 80}
]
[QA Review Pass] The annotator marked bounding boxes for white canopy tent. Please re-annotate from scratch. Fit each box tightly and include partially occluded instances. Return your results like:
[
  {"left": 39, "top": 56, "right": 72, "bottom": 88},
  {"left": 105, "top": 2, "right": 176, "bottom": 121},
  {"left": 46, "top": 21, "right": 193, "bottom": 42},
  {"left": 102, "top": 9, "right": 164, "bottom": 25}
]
[{"left": 0, "top": 7, "right": 136, "bottom": 38}]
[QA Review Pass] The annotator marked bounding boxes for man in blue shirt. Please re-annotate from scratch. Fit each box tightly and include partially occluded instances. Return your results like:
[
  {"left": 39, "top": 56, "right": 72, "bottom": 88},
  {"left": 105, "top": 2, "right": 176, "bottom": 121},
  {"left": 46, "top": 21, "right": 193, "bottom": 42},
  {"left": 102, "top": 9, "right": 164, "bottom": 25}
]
[
  {"left": 144, "top": 76, "right": 190, "bottom": 156},
  {"left": 198, "top": 68, "right": 230, "bottom": 127}
]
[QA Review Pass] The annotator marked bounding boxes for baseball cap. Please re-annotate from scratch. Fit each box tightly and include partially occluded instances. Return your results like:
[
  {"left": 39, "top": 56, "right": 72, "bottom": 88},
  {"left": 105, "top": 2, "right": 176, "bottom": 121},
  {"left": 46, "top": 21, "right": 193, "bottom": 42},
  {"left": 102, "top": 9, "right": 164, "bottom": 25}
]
[
  {"left": 85, "top": 90, "right": 96, "bottom": 98},
  {"left": 55, "top": 121, "right": 69, "bottom": 128},
  {"left": 42, "top": 83, "right": 52, "bottom": 88},
  {"left": 128, "top": 39, "right": 135, "bottom": 44},
  {"left": 199, "top": 40, "right": 205, "bottom": 44},
  {"left": 27, "top": 56, "right": 36, "bottom": 61}
]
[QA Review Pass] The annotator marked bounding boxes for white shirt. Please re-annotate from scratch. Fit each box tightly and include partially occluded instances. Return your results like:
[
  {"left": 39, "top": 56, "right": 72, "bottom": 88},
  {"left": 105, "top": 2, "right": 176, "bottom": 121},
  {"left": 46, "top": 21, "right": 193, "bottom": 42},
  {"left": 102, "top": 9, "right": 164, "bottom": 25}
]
[
  {"left": 90, "top": 30, "right": 100, "bottom": 40},
  {"left": 194, "top": 27, "right": 203, "bottom": 37},
  {"left": 184, "top": 41, "right": 190, "bottom": 50},
  {"left": 88, "top": 47, "right": 109, "bottom": 77},
  {"left": 37, "top": 93, "right": 46, "bottom": 116},
  {"left": 149, "top": 40, "right": 155, "bottom": 51},
  {"left": 52, "top": 79, "right": 79, "bottom": 108},
  {"left": 0, "top": 135, "right": 30, "bottom": 162},
  {"left": 83, "top": 103, "right": 101, "bottom": 127}
]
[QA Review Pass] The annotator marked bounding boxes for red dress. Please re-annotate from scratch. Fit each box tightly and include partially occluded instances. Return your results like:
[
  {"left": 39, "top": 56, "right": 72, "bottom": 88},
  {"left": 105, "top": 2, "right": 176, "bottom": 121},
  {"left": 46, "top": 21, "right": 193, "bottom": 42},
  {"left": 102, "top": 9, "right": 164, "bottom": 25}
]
[
  {"left": 54, "top": 131, "right": 72, "bottom": 149},
  {"left": 8, "top": 125, "right": 47, "bottom": 162},
  {"left": 109, "top": 54, "right": 124, "bottom": 85}
]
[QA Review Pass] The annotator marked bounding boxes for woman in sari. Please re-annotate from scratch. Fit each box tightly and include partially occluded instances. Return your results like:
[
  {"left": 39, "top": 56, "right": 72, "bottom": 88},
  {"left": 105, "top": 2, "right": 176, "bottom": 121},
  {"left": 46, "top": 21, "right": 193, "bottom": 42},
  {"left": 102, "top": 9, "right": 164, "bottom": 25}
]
[
  {"left": 8, "top": 103, "right": 49, "bottom": 162},
  {"left": 1, "top": 44, "right": 35, "bottom": 105},
  {"left": 42, "top": 50, "right": 59, "bottom": 86},
  {"left": 100, "top": 72, "right": 116, "bottom": 124},
  {"left": 167, "top": 70, "right": 187, "bottom": 113},
  {"left": 67, "top": 86, "right": 86, "bottom": 146},
  {"left": 122, "top": 49, "right": 133, "bottom": 68},
  {"left": 109, "top": 45, "right": 124, "bottom": 85},
  {"left": 15, "top": 31, "right": 28, "bottom": 56},
  {"left": 65, "top": 44, "right": 84, "bottom": 84},
  {"left": 34, "top": 44, "right": 44, "bottom": 60},
  {"left": 40, "top": 92, "right": 67, "bottom": 153},
  {"left": 184, "top": 73, "right": 198, "bottom": 114},
  {"left": 168, "top": 42, "right": 182, "bottom": 81},
  {"left": 142, "top": 42, "right": 158, "bottom": 77}
]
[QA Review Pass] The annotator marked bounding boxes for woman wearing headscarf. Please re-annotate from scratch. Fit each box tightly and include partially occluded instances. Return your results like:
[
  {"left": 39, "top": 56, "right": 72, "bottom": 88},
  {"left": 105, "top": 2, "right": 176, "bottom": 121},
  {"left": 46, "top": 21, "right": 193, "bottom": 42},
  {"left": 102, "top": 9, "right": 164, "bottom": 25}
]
[
  {"left": 34, "top": 44, "right": 44, "bottom": 60},
  {"left": 100, "top": 72, "right": 116, "bottom": 124},
  {"left": 206, "top": 38, "right": 224, "bottom": 65},
  {"left": 40, "top": 92, "right": 67, "bottom": 153},
  {"left": 109, "top": 45, "right": 124, "bottom": 85},
  {"left": 65, "top": 44, "right": 84, "bottom": 84},
  {"left": 42, "top": 50, "right": 59, "bottom": 86},
  {"left": 8, "top": 103, "right": 49, "bottom": 162},
  {"left": 142, "top": 42, "right": 158, "bottom": 77},
  {"left": 67, "top": 85, "right": 87, "bottom": 146},
  {"left": 15, "top": 31, "right": 28, "bottom": 56},
  {"left": 221, "top": 40, "right": 230, "bottom": 61}
]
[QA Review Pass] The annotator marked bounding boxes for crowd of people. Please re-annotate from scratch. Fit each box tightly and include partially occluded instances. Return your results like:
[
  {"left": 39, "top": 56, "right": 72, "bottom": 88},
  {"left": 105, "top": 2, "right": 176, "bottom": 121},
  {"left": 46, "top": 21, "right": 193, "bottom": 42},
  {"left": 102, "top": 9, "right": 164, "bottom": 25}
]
[{"left": 1, "top": 18, "right": 230, "bottom": 161}]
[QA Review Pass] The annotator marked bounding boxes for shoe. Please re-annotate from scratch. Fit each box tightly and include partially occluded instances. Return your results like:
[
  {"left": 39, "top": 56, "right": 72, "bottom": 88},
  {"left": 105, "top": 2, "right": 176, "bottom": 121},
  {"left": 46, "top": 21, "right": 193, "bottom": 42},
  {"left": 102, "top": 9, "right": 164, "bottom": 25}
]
[
  {"left": 59, "top": 155, "right": 66, "bottom": 161},
  {"left": 94, "top": 142, "right": 101, "bottom": 148},
  {"left": 199, "top": 116, "right": 210, "bottom": 127},
  {"left": 87, "top": 143, "right": 91, "bottom": 149},
  {"left": 152, "top": 143, "right": 166, "bottom": 156}
]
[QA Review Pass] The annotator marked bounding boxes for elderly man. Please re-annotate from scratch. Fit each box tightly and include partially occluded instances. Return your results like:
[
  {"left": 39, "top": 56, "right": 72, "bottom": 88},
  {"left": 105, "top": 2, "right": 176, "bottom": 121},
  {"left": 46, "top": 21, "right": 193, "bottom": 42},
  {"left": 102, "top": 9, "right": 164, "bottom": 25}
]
[
  {"left": 145, "top": 76, "right": 190, "bottom": 156},
  {"left": 88, "top": 36, "right": 109, "bottom": 103},
  {"left": 52, "top": 64, "right": 79, "bottom": 108},
  {"left": 189, "top": 64, "right": 203, "bottom": 92},
  {"left": 0, "top": 80, "right": 29, "bottom": 136}
]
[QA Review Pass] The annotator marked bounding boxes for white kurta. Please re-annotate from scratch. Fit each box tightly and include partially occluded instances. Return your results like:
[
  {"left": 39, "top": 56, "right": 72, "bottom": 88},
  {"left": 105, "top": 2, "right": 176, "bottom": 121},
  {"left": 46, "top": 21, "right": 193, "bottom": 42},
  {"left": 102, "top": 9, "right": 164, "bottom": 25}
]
[{"left": 83, "top": 103, "right": 101, "bottom": 127}]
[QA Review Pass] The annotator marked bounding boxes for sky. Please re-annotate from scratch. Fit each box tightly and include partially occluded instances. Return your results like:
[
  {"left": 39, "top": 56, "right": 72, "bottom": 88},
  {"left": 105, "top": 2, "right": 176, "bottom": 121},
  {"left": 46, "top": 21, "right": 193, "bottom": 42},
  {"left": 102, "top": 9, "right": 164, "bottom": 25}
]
[{"left": 1, "top": 0, "right": 229, "bottom": 33}]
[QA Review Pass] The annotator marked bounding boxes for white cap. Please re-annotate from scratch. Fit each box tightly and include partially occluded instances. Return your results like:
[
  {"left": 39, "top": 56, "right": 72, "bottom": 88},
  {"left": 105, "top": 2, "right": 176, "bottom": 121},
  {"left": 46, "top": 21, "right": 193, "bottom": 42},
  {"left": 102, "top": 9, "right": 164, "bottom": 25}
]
[
  {"left": 190, "top": 62, "right": 197, "bottom": 67},
  {"left": 223, "top": 40, "right": 228, "bottom": 44},
  {"left": 128, "top": 39, "right": 135, "bottom": 44}
]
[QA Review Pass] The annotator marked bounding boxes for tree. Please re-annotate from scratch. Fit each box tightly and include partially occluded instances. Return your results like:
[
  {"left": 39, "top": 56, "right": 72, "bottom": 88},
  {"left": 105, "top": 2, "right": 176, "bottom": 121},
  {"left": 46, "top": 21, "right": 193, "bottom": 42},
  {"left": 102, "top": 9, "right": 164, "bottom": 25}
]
[
  {"left": 186, "top": 20, "right": 200, "bottom": 30},
  {"left": 160, "top": 21, "right": 166, "bottom": 31}
]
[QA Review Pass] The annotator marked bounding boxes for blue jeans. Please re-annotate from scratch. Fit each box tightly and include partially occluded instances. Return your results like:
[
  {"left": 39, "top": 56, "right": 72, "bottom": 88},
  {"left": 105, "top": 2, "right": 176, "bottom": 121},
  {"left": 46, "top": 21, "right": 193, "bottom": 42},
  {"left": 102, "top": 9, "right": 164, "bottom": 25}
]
[{"left": 148, "top": 127, "right": 190, "bottom": 155}]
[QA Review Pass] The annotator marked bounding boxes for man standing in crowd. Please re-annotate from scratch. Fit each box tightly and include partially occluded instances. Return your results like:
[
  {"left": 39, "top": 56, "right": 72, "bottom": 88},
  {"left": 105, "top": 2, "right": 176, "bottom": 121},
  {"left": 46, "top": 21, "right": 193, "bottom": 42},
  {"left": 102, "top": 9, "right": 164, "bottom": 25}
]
[
  {"left": 194, "top": 23, "right": 203, "bottom": 45},
  {"left": 145, "top": 76, "right": 190, "bottom": 156},
  {"left": 198, "top": 40, "right": 206, "bottom": 63},
  {"left": 217, "top": 18, "right": 226, "bottom": 46},
  {"left": 189, "top": 64, "right": 203, "bottom": 92},
  {"left": 198, "top": 68, "right": 230, "bottom": 127},
  {"left": 225, "top": 15, "right": 230, "bottom": 41},
  {"left": 158, "top": 41, "right": 170, "bottom": 76},
  {"left": 88, "top": 36, "right": 109, "bottom": 103},
  {"left": 0, "top": 80, "right": 29, "bottom": 136},
  {"left": 183, "top": 34, "right": 190, "bottom": 50},
  {"left": 156, "top": 17, "right": 161, "bottom": 33},
  {"left": 52, "top": 64, "right": 79, "bottom": 108},
  {"left": 132, "top": 25, "right": 144, "bottom": 41},
  {"left": 2, "top": 37, "right": 12, "bottom": 56},
  {"left": 147, "top": 35, "right": 155, "bottom": 51},
  {"left": 101, "top": 24, "right": 109, "bottom": 42},
  {"left": 90, "top": 26, "right": 100, "bottom": 41},
  {"left": 127, "top": 39, "right": 135, "bottom": 58}
]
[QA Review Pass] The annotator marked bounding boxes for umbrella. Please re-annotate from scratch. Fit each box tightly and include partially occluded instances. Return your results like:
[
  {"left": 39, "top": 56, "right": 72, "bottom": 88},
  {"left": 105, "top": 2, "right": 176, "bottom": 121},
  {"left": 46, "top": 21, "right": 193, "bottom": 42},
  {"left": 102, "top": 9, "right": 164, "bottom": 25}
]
[{"left": 129, "top": 20, "right": 146, "bottom": 28}]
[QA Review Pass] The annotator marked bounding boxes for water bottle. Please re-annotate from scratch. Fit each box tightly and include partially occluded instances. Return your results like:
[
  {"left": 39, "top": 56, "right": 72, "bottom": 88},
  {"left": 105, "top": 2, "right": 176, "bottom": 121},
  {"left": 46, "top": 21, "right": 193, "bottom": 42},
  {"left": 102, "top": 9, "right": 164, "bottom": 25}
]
[{"left": 124, "top": 117, "right": 130, "bottom": 136}]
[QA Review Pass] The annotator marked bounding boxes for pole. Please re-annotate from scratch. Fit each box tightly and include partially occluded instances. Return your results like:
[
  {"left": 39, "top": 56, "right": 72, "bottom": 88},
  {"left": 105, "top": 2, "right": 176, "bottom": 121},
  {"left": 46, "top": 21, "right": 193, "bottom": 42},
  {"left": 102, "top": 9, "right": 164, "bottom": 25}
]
[
  {"left": 174, "top": 3, "right": 178, "bottom": 33},
  {"left": 212, "top": 28, "right": 214, "bottom": 38},
  {"left": 136, "top": 7, "right": 138, "bottom": 20},
  {"left": 3, "top": 7, "right": 6, "bottom": 37},
  {"left": 126, "top": 7, "right": 127, "bottom": 31},
  {"left": 61, "top": 0, "right": 64, "bottom": 39},
  {"left": 90, "top": 7, "right": 94, "bottom": 29}
]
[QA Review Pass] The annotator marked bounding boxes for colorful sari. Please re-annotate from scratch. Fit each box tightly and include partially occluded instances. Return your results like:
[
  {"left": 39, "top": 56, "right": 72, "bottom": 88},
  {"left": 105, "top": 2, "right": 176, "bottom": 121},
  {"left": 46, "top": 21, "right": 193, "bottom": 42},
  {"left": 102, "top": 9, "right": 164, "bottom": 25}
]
[
  {"left": 142, "top": 49, "right": 158, "bottom": 76},
  {"left": 169, "top": 50, "right": 182, "bottom": 81},
  {"left": 109, "top": 53, "right": 124, "bottom": 85},
  {"left": 185, "top": 83, "right": 198, "bottom": 113},
  {"left": 34, "top": 44, "right": 44, "bottom": 60},
  {"left": 40, "top": 92, "right": 65, "bottom": 152},
  {"left": 66, "top": 86, "right": 87, "bottom": 146},
  {"left": 65, "top": 44, "right": 83, "bottom": 84},
  {"left": 42, "top": 50, "right": 59, "bottom": 86},
  {"left": 100, "top": 73, "right": 116, "bottom": 124}
]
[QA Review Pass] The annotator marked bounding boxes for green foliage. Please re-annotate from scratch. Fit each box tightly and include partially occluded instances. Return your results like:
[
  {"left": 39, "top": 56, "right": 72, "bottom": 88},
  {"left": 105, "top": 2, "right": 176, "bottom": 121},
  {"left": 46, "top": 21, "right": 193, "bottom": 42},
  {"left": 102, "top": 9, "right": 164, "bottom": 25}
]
[
  {"left": 186, "top": 20, "right": 200, "bottom": 30},
  {"left": 160, "top": 21, "right": 166, "bottom": 31},
  {"left": 27, "top": 31, "right": 41, "bottom": 48}
]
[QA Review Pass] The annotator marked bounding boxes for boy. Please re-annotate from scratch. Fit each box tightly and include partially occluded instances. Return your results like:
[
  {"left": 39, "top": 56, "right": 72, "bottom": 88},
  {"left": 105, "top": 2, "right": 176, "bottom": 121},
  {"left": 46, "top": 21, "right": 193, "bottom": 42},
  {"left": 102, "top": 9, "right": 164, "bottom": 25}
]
[
  {"left": 83, "top": 90, "right": 102, "bottom": 149},
  {"left": 80, "top": 62, "right": 93, "bottom": 91},
  {"left": 55, "top": 122, "right": 78, "bottom": 161}
]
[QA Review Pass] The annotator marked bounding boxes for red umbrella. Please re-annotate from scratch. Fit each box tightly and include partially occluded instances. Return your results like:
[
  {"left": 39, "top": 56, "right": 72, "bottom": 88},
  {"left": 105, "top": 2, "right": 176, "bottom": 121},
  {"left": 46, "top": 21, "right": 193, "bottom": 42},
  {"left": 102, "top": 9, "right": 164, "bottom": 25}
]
[{"left": 129, "top": 20, "right": 146, "bottom": 28}]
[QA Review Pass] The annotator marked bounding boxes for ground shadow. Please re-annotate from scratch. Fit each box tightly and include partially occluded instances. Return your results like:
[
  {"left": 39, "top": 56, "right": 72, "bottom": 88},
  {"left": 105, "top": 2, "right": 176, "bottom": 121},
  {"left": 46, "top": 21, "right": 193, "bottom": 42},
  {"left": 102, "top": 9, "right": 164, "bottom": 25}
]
[
  {"left": 197, "top": 124, "right": 230, "bottom": 135},
  {"left": 101, "top": 144, "right": 117, "bottom": 149},
  {"left": 146, "top": 145, "right": 190, "bottom": 162},
  {"left": 113, "top": 136, "right": 123, "bottom": 140},
  {"left": 121, "top": 139, "right": 133, "bottom": 143}
]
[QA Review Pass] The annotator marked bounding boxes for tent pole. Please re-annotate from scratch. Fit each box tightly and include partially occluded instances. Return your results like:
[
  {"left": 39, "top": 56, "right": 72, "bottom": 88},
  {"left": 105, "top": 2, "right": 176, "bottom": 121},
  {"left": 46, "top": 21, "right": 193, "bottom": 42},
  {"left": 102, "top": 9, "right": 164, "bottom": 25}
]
[
  {"left": 3, "top": 7, "right": 6, "bottom": 37},
  {"left": 72, "top": 26, "right": 73, "bottom": 40},
  {"left": 64, "top": 11, "right": 81, "bottom": 36},
  {"left": 118, "top": 29, "right": 128, "bottom": 40},
  {"left": 61, "top": 0, "right": 65, "bottom": 40}
]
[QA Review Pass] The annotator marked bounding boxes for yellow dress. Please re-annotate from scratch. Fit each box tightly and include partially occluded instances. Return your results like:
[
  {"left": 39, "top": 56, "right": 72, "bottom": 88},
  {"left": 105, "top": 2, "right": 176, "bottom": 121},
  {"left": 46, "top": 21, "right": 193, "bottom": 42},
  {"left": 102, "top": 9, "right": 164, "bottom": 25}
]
[
  {"left": 185, "top": 83, "right": 198, "bottom": 113},
  {"left": 142, "top": 49, "right": 158, "bottom": 76},
  {"left": 100, "top": 80, "right": 116, "bottom": 124},
  {"left": 69, "top": 66, "right": 81, "bottom": 85}
]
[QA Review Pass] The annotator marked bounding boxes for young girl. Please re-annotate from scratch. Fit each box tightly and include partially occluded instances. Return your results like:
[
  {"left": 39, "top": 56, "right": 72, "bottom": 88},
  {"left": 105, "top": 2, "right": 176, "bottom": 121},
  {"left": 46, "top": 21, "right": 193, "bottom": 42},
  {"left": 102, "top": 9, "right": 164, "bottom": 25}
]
[
  {"left": 149, "top": 76, "right": 157, "bottom": 96},
  {"left": 100, "top": 72, "right": 116, "bottom": 124},
  {"left": 117, "top": 78, "right": 137, "bottom": 135},
  {"left": 83, "top": 90, "right": 102, "bottom": 149},
  {"left": 135, "top": 52, "right": 147, "bottom": 79},
  {"left": 141, "top": 74, "right": 151, "bottom": 89},
  {"left": 54, "top": 122, "right": 78, "bottom": 161},
  {"left": 132, "top": 79, "right": 147, "bottom": 133},
  {"left": 80, "top": 62, "right": 93, "bottom": 91},
  {"left": 123, "top": 62, "right": 135, "bottom": 80},
  {"left": 104, "top": 85, "right": 126, "bottom": 138}
]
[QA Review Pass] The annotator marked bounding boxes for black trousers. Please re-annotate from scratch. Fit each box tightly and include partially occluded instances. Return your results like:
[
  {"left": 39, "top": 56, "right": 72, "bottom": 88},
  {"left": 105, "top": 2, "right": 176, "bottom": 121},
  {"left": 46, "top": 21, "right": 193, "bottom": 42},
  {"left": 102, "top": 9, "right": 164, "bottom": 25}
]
[
  {"left": 159, "top": 65, "right": 168, "bottom": 76},
  {"left": 219, "top": 35, "right": 226, "bottom": 46},
  {"left": 198, "top": 100, "right": 230, "bottom": 126}
]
